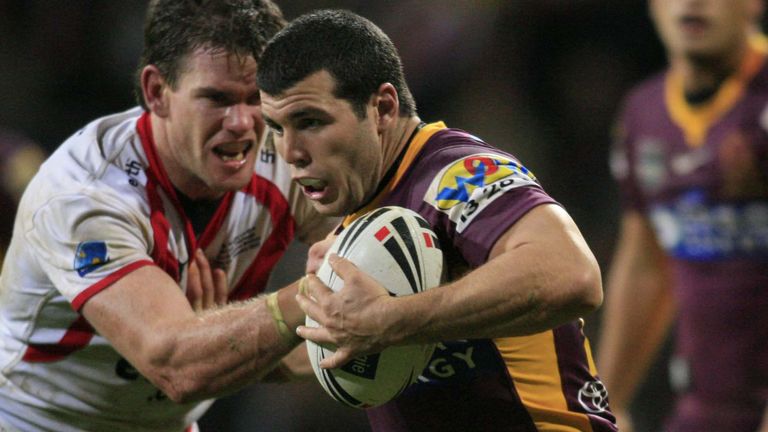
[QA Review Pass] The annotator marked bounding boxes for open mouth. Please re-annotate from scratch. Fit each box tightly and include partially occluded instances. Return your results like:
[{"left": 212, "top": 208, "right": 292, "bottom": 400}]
[
  {"left": 679, "top": 15, "right": 708, "bottom": 32},
  {"left": 297, "top": 177, "right": 328, "bottom": 194},
  {"left": 213, "top": 141, "right": 253, "bottom": 163}
]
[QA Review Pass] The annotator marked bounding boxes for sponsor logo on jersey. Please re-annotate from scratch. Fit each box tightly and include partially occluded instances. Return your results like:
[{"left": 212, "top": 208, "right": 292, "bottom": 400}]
[
  {"left": 425, "top": 154, "right": 538, "bottom": 232},
  {"left": 577, "top": 380, "right": 609, "bottom": 414},
  {"left": 416, "top": 340, "right": 496, "bottom": 384},
  {"left": 650, "top": 188, "right": 768, "bottom": 260},
  {"left": 670, "top": 147, "right": 711, "bottom": 177},
  {"left": 74, "top": 241, "right": 110, "bottom": 277}
]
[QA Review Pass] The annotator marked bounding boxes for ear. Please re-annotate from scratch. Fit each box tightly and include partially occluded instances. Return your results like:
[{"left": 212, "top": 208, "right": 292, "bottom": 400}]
[
  {"left": 372, "top": 83, "right": 399, "bottom": 132},
  {"left": 749, "top": 0, "right": 764, "bottom": 26},
  {"left": 141, "top": 65, "right": 170, "bottom": 118}
]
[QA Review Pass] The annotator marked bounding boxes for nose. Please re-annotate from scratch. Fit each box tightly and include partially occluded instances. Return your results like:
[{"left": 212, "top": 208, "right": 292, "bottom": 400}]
[
  {"left": 223, "top": 104, "right": 256, "bottom": 134},
  {"left": 277, "top": 130, "right": 311, "bottom": 169}
]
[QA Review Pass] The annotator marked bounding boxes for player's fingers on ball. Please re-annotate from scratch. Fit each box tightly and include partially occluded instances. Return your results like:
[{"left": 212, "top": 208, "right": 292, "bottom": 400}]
[
  {"left": 295, "top": 291, "right": 324, "bottom": 321},
  {"left": 295, "top": 324, "right": 332, "bottom": 344},
  {"left": 213, "top": 268, "right": 227, "bottom": 306},
  {"left": 320, "top": 350, "right": 350, "bottom": 369},
  {"left": 306, "top": 239, "right": 331, "bottom": 274},
  {"left": 305, "top": 273, "right": 333, "bottom": 300},
  {"left": 328, "top": 254, "right": 360, "bottom": 280}
]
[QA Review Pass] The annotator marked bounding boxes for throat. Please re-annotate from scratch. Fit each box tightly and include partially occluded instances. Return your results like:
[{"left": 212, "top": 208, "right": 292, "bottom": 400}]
[{"left": 175, "top": 188, "right": 223, "bottom": 237}]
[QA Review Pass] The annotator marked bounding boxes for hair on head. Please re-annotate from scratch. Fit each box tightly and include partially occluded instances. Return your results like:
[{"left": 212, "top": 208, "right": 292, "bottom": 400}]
[{"left": 258, "top": 9, "right": 416, "bottom": 118}]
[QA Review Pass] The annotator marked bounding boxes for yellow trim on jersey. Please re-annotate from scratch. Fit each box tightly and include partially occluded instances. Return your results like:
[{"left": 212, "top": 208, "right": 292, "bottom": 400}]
[
  {"left": 665, "top": 34, "right": 768, "bottom": 148},
  {"left": 341, "top": 122, "right": 447, "bottom": 228},
  {"left": 495, "top": 332, "right": 595, "bottom": 431}
]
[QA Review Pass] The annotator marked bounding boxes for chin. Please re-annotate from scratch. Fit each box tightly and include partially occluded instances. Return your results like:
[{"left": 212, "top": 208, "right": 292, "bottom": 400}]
[
  {"left": 312, "top": 200, "right": 348, "bottom": 217},
  {"left": 212, "top": 174, "right": 252, "bottom": 194}
]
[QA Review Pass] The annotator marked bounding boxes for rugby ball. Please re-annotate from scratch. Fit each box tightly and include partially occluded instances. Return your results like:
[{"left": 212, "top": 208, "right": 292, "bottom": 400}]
[{"left": 306, "top": 206, "right": 443, "bottom": 408}]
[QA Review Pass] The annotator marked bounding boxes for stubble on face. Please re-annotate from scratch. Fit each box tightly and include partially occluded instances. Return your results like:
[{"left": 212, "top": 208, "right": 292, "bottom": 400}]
[{"left": 158, "top": 48, "right": 262, "bottom": 200}]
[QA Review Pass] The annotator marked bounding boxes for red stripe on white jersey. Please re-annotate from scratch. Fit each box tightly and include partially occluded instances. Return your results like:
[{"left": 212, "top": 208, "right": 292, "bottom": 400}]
[{"left": 229, "top": 174, "right": 295, "bottom": 301}]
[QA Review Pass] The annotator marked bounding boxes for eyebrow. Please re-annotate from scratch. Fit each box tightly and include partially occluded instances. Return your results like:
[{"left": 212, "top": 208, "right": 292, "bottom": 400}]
[
  {"left": 266, "top": 107, "right": 329, "bottom": 126},
  {"left": 194, "top": 87, "right": 228, "bottom": 96},
  {"left": 288, "top": 107, "right": 328, "bottom": 121}
]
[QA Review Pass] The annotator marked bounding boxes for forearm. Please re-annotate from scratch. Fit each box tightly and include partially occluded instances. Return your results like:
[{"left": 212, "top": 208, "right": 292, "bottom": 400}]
[
  {"left": 148, "top": 294, "right": 298, "bottom": 402},
  {"left": 84, "top": 269, "right": 305, "bottom": 404},
  {"left": 596, "top": 211, "right": 676, "bottom": 410},
  {"left": 379, "top": 204, "right": 602, "bottom": 346},
  {"left": 597, "top": 271, "right": 675, "bottom": 409}
]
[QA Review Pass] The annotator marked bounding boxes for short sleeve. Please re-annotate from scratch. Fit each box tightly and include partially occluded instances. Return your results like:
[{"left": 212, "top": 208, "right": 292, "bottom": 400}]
[
  {"left": 25, "top": 191, "right": 155, "bottom": 310},
  {"left": 421, "top": 150, "right": 557, "bottom": 267}
]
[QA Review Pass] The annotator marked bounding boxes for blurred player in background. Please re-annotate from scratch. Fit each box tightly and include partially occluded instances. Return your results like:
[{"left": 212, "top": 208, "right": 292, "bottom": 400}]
[
  {"left": 597, "top": 0, "right": 768, "bottom": 431},
  {"left": 258, "top": 10, "right": 617, "bottom": 431},
  {"left": 0, "top": 128, "right": 46, "bottom": 263},
  {"left": 0, "top": 1, "right": 334, "bottom": 431}
]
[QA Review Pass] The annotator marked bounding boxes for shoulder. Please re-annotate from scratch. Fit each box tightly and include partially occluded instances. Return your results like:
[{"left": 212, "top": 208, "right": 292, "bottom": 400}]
[
  {"left": 21, "top": 108, "right": 150, "bottom": 227},
  {"left": 418, "top": 128, "right": 540, "bottom": 190},
  {"left": 619, "top": 70, "right": 667, "bottom": 118}
]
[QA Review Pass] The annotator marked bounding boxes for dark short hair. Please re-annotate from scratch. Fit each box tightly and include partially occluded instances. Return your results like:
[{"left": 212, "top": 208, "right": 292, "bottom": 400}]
[
  {"left": 134, "top": 0, "right": 285, "bottom": 109},
  {"left": 257, "top": 9, "right": 417, "bottom": 119}
]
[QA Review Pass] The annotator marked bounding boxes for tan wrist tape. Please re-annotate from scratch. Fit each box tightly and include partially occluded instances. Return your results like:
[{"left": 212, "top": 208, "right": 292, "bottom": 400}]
[
  {"left": 266, "top": 291, "right": 300, "bottom": 346},
  {"left": 298, "top": 276, "right": 309, "bottom": 296}
]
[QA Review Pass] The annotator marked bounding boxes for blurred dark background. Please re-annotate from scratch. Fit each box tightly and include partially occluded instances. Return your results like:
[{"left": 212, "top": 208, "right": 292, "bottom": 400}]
[{"left": 0, "top": 1, "right": 676, "bottom": 430}]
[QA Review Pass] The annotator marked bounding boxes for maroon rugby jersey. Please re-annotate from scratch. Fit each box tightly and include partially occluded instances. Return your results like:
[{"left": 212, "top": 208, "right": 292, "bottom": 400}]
[
  {"left": 342, "top": 122, "right": 617, "bottom": 431},
  {"left": 612, "top": 36, "right": 768, "bottom": 432}
]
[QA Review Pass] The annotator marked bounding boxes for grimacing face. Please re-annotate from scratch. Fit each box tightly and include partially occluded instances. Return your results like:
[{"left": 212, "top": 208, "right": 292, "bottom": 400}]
[
  {"left": 156, "top": 47, "right": 264, "bottom": 199},
  {"left": 650, "top": 0, "right": 761, "bottom": 62},
  {"left": 261, "top": 70, "right": 384, "bottom": 216}
]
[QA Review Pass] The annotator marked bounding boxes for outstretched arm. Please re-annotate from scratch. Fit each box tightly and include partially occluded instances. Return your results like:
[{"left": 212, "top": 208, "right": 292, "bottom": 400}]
[
  {"left": 297, "top": 203, "right": 603, "bottom": 368},
  {"left": 82, "top": 261, "right": 305, "bottom": 403},
  {"left": 596, "top": 210, "right": 676, "bottom": 430}
]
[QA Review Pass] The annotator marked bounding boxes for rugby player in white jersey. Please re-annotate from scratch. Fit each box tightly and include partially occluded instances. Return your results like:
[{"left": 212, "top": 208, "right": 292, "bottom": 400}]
[{"left": 0, "top": 1, "right": 333, "bottom": 431}]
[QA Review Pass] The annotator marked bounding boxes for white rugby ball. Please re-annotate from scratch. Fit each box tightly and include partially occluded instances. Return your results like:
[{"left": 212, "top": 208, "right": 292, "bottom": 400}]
[{"left": 306, "top": 206, "right": 443, "bottom": 409}]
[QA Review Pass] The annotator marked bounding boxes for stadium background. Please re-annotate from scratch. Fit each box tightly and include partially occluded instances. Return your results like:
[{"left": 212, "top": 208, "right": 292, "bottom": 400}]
[{"left": 0, "top": 1, "right": 681, "bottom": 430}]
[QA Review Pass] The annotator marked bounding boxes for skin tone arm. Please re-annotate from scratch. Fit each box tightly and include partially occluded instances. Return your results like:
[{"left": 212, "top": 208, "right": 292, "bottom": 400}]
[
  {"left": 297, "top": 203, "right": 603, "bottom": 368},
  {"left": 596, "top": 210, "right": 676, "bottom": 431},
  {"left": 82, "top": 251, "right": 306, "bottom": 404}
]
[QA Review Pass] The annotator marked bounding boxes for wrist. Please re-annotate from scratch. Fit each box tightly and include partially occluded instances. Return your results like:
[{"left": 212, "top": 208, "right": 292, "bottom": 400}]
[{"left": 266, "top": 291, "right": 301, "bottom": 347}]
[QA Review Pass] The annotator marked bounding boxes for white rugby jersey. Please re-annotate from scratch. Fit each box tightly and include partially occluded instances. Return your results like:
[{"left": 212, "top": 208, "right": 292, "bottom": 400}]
[{"left": 0, "top": 107, "right": 325, "bottom": 431}]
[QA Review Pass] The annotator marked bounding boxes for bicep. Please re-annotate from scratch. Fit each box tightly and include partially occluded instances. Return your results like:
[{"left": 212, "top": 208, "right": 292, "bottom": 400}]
[{"left": 489, "top": 203, "right": 596, "bottom": 268}]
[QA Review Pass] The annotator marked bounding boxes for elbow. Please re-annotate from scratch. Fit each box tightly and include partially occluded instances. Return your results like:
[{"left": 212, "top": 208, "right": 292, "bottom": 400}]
[
  {"left": 570, "top": 258, "right": 603, "bottom": 315},
  {"left": 139, "top": 336, "right": 209, "bottom": 404}
]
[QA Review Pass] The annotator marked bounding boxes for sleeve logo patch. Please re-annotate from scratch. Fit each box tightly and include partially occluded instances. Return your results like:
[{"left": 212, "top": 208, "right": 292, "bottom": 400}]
[
  {"left": 74, "top": 241, "right": 110, "bottom": 277},
  {"left": 425, "top": 154, "right": 539, "bottom": 232}
]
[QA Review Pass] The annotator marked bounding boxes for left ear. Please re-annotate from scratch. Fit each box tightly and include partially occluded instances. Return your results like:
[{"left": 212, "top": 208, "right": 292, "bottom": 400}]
[
  {"left": 748, "top": 0, "right": 764, "bottom": 25},
  {"left": 372, "top": 83, "right": 399, "bottom": 132}
]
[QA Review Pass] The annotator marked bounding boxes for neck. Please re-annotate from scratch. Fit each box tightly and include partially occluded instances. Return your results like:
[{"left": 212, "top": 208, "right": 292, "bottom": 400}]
[
  {"left": 671, "top": 39, "right": 749, "bottom": 95},
  {"left": 379, "top": 116, "right": 423, "bottom": 177}
]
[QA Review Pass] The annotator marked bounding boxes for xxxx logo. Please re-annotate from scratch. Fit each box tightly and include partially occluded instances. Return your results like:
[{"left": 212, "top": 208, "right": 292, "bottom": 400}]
[{"left": 434, "top": 155, "right": 535, "bottom": 210}]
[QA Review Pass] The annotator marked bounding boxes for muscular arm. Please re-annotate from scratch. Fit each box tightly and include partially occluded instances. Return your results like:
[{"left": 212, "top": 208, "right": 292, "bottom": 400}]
[
  {"left": 298, "top": 203, "right": 603, "bottom": 368},
  {"left": 596, "top": 210, "right": 676, "bottom": 416},
  {"left": 82, "top": 265, "right": 304, "bottom": 403}
]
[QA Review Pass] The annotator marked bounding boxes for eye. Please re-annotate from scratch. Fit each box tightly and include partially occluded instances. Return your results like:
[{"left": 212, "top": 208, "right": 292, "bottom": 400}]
[
  {"left": 266, "top": 122, "right": 284, "bottom": 137},
  {"left": 297, "top": 118, "right": 323, "bottom": 130},
  {"left": 206, "top": 93, "right": 231, "bottom": 106}
]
